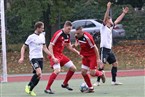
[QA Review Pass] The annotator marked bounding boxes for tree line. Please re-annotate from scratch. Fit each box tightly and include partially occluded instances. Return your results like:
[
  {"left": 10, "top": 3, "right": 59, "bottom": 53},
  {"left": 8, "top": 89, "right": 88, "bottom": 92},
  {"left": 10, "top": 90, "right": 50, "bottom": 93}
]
[{"left": 5, "top": 0, "right": 145, "bottom": 44}]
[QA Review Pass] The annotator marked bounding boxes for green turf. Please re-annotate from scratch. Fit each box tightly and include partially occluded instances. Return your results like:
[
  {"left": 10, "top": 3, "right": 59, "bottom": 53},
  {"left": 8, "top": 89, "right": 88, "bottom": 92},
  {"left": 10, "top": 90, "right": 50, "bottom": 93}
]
[{"left": 0, "top": 76, "right": 145, "bottom": 97}]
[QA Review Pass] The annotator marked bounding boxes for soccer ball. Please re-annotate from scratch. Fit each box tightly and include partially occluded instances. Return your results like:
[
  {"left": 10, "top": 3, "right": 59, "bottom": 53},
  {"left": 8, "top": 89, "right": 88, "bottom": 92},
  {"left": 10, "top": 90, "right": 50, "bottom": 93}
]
[{"left": 80, "top": 82, "right": 88, "bottom": 92}]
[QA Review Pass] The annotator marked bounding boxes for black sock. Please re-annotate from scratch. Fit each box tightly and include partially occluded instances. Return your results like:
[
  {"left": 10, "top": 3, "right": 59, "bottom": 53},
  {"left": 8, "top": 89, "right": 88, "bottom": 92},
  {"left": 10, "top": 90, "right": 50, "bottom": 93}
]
[
  {"left": 28, "top": 74, "right": 40, "bottom": 91},
  {"left": 97, "top": 68, "right": 104, "bottom": 82},
  {"left": 111, "top": 67, "right": 117, "bottom": 82}
]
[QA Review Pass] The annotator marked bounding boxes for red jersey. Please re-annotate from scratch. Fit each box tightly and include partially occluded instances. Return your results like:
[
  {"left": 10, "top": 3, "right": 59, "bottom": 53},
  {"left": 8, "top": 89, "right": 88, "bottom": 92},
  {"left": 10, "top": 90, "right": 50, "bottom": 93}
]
[
  {"left": 76, "top": 32, "right": 95, "bottom": 56},
  {"left": 50, "top": 30, "right": 70, "bottom": 55}
]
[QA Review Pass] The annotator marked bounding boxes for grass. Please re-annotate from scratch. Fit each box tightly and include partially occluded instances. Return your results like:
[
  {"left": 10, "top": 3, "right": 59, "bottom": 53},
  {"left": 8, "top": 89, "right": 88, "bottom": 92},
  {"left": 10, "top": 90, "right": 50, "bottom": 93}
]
[{"left": 1, "top": 76, "right": 145, "bottom": 97}]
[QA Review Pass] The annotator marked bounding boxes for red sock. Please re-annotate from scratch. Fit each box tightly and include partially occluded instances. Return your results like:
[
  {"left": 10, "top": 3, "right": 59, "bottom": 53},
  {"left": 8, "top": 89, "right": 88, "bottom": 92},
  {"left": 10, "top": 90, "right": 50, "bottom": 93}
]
[
  {"left": 63, "top": 70, "right": 74, "bottom": 85},
  {"left": 82, "top": 74, "right": 92, "bottom": 87},
  {"left": 95, "top": 70, "right": 102, "bottom": 76},
  {"left": 46, "top": 73, "right": 57, "bottom": 90}
]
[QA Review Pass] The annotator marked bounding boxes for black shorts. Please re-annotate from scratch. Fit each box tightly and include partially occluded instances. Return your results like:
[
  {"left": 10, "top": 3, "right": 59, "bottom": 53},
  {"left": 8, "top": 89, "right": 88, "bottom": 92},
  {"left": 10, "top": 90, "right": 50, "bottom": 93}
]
[
  {"left": 100, "top": 47, "right": 116, "bottom": 64},
  {"left": 30, "top": 58, "right": 43, "bottom": 73}
]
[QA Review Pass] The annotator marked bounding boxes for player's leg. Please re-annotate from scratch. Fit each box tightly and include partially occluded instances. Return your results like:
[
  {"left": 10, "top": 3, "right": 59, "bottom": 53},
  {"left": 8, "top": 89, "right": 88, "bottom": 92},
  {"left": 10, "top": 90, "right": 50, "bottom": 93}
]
[
  {"left": 25, "top": 58, "right": 43, "bottom": 96},
  {"left": 89, "top": 55, "right": 106, "bottom": 83},
  {"left": 44, "top": 63, "right": 61, "bottom": 94},
  {"left": 81, "top": 63, "right": 94, "bottom": 93},
  {"left": 108, "top": 52, "right": 122, "bottom": 85},
  {"left": 61, "top": 55, "right": 76, "bottom": 91}
]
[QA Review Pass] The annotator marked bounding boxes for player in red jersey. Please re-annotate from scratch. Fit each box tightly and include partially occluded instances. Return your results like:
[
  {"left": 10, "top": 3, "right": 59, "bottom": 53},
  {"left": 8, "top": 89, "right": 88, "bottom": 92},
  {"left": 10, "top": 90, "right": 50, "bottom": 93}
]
[
  {"left": 44, "top": 21, "right": 80, "bottom": 94},
  {"left": 74, "top": 26, "right": 106, "bottom": 93}
]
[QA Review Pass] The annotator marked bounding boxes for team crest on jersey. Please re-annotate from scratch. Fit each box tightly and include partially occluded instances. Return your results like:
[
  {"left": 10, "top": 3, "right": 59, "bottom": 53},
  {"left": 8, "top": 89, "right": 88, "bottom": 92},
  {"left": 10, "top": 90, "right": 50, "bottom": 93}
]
[{"left": 83, "top": 38, "right": 85, "bottom": 41}]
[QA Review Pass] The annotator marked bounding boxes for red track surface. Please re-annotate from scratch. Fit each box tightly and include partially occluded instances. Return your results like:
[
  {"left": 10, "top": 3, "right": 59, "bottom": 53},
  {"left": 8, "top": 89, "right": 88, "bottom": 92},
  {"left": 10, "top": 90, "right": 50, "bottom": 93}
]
[{"left": 1, "top": 69, "right": 145, "bottom": 82}]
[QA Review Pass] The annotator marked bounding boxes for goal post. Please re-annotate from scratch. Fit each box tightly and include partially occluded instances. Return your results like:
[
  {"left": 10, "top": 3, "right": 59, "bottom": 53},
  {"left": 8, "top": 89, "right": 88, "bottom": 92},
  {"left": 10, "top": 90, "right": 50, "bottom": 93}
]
[{"left": 1, "top": 0, "right": 7, "bottom": 82}]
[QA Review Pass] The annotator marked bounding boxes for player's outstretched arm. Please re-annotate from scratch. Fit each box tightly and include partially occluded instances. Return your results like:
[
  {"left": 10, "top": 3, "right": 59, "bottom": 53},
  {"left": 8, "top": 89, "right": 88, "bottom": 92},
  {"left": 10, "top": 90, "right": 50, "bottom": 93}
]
[
  {"left": 18, "top": 44, "right": 27, "bottom": 64},
  {"left": 103, "top": 2, "right": 111, "bottom": 24},
  {"left": 114, "top": 7, "right": 129, "bottom": 25},
  {"left": 66, "top": 43, "right": 81, "bottom": 56}
]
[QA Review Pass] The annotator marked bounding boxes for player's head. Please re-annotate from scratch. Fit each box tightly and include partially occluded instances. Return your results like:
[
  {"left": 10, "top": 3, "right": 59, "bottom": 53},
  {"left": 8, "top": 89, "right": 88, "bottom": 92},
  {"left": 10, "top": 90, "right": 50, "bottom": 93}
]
[
  {"left": 105, "top": 16, "right": 113, "bottom": 25},
  {"left": 63, "top": 21, "right": 72, "bottom": 34},
  {"left": 34, "top": 21, "right": 44, "bottom": 33},
  {"left": 75, "top": 26, "right": 84, "bottom": 38}
]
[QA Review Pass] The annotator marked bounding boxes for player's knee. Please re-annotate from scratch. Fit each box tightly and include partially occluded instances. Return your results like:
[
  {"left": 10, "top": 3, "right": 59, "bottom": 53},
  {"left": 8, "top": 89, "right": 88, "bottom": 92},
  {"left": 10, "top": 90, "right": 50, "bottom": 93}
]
[
  {"left": 90, "top": 71, "right": 95, "bottom": 77},
  {"left": 112, "top": 62, "right": 118, "bottom": 67},
  {"left": 54, "top": 69, "right": 61, "bottom": 74},
  {"left": 69, "top": 66, "right": 76, "bottom": 72},
  {"left": 81, "top": 70, "right": 87, "bottom": 76},
  {"left": 36, "top": 72, "right": 42, "bottom": 78}
]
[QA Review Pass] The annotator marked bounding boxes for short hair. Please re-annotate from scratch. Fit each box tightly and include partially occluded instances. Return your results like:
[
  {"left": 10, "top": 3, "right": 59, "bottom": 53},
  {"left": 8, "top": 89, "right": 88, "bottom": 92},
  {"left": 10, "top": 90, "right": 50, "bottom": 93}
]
[
  {"left": 76, "top": 26, "right": 83, "bottom": 30},
  {"left": 34, "top": 21, "right": 44, "bottom": 30},
  {"left": 64, "top": 21, "right": 72, "bottom": 26}
]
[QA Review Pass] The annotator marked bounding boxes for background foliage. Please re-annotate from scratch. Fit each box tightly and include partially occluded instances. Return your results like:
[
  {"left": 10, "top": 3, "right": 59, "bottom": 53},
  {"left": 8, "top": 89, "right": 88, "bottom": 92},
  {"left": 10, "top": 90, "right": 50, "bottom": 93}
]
[{"left": 6, "top": 0, "right": 145, "bottom": 44}]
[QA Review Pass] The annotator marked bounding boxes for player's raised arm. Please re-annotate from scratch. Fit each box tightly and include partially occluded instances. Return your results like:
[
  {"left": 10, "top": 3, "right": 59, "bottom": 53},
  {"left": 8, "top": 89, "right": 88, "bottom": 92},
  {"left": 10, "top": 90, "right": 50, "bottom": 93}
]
[
  {"left": 114, "top": 7, "right": 129, "bottom": 25},
  {"left": 103, "top": 2, "right": 112, "bottom": 24}
]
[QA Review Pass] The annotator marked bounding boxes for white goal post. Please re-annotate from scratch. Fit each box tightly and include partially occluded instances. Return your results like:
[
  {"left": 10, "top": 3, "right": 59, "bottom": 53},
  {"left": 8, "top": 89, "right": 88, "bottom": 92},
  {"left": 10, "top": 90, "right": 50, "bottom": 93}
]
[{"left": 1, "top": 0, "right": 7, "bottom": 82}]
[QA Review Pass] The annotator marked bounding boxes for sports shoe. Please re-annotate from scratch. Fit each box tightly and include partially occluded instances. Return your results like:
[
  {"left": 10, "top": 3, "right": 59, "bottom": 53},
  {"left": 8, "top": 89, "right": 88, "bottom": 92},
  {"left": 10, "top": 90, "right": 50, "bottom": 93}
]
[
  {"left": 44, "top": 89, "right": 55, "bottom": 94},
  {"left": 84, "top": 88, "right": 94, "bottom": 93},
  {"left": 25, "top": 85, "right": 30, "bottom": 94},
  {"left": 111, "top": 81, "right": 123, "bottom": 85},
  {"left": 100, "top": 71, "right": 106, "bottom": 83},
  {"left": 93, "top": 82, "right": 101, "bottom": 86},
  {"left": 29, "top": 91, "right": 36, "bottom": 96},
  {"left": 61, "top": 84, "right": 73, "bottom": 91}
]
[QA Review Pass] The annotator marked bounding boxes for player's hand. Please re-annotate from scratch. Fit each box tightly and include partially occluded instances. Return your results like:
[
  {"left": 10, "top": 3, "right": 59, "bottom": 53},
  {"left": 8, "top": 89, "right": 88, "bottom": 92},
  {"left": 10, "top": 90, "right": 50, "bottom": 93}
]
[
  {"left": 123, "top": 7, "right": 129, "bottom": 14},
  {"left": 77, "top": 52, "right": 83, "bottom": 59},
  {"left": 97, "top": 59, "right": 104, "bottom": 68},
  {"left": 18, "top": 58, "right": 24, "bottom": 64},
  {"left": 107, "top": 2, "right": 111, "bottom": 8},
  {"left": 52, "top": 57, "right": 59, "bottom": 64}
]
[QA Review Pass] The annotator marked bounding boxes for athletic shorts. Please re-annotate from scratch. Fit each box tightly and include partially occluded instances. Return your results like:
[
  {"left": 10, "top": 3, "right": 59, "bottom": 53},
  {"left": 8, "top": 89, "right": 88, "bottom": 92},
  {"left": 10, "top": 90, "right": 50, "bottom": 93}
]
[
  {"left": 100, "top": 47, "right": 116, "bottom": 64},
  {"left": 49, "top": 54, "right": 70, "bottom": 68},
  {"left": 82, "top": 55, "right": 97, "bottom": 70},
  {"left": 30, "top": 58, "right": 43, "bottom": 73}
]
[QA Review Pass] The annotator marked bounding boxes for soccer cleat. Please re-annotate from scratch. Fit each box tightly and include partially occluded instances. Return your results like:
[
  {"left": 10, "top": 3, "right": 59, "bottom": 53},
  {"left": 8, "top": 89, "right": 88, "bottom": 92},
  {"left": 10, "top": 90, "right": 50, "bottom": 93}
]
[
  {"left": 100, "top": 71, "right": 106, "bottom": 83},
  {"left": 61, "top": 84, "right": 73, "bottom": 91},
  {"left": 29, "top": 91, "right": 36, "bottom": 96},
  {"left": 84, "top": 88, "right": 94, "bottom": 93},
  {"left": 25, "top": 85, "right": 30, "bottom": 94},
  {"left": 93, "top": 82, "right": 101, "bottom": 86},
  {"left": 111, "top": 81, "right": 123, "bottom": 85},
  {"left": 44, "top": 89, "right": 55, "bottom": 94}
]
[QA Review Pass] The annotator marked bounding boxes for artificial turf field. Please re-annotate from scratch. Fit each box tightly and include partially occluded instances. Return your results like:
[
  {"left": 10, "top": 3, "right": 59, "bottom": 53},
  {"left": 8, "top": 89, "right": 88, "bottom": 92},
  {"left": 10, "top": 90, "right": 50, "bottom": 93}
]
[{"left": 0, "top": 76, "right": 144, "bottom": 97}]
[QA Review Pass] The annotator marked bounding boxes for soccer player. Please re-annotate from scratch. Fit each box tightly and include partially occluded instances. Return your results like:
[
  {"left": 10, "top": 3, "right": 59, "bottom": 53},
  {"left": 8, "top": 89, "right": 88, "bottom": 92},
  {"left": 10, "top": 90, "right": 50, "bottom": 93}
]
[
  {"left": 74, "top": 26, "right": 106, "bottom": 93},
  {"left": 93, "top": 2, "right": 129, "bottom": 86},
  {"left": 44, "top": 21, "right": 80, "bottom": 94},
  {"left": 18, "top": 21, "right": 58, "bottom": 96}
]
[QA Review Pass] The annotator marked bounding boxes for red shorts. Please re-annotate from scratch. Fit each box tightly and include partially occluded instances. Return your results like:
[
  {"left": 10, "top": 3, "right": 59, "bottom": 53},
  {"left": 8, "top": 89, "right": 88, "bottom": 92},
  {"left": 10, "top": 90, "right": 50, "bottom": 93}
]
[
  {"left": 82, "top": 55, "right": 97, "bottom": 70},
  {"left": 49, "top": 54, "right": 70, "bottom": 67}
]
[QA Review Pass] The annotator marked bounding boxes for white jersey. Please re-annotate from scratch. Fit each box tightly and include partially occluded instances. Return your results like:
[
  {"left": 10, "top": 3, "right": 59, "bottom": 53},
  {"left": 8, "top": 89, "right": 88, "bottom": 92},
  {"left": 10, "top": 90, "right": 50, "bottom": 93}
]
[
  {"left": 25, "top": 33, "right": 45, "bottom": 60},
  {"left": 100, "top": 24, "right": 113, "bottom": 49}
]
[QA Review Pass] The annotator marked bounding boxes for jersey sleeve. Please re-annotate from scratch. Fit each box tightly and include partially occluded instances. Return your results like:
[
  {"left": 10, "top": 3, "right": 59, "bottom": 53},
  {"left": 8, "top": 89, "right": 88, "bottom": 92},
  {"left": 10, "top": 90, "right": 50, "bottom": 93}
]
[
  {"left": 25, "top": 36, "right": 31, "bottom": 46},
  {"left": 50, "top": 32, "right": 60, "bottom": 45}
]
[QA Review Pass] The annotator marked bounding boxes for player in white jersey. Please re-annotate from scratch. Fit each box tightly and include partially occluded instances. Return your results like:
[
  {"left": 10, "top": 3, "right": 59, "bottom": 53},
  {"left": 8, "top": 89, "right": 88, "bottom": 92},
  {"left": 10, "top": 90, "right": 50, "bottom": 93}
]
[
  {"left": 93, "top": 2, "right": 129, "bottom": 86},
  {"left": 18, "top": 21, "right": 58, "bottom": 96}
]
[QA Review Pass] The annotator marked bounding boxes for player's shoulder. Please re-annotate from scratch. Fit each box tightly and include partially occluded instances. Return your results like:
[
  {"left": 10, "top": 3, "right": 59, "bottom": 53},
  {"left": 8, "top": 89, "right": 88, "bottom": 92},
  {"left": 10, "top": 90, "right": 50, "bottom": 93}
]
[
  {"left": 84, "top": 32, "right": 92, "bottom": 38},
  {"left": 27, "top": 33, "right": 35, "bottom": 38}
]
